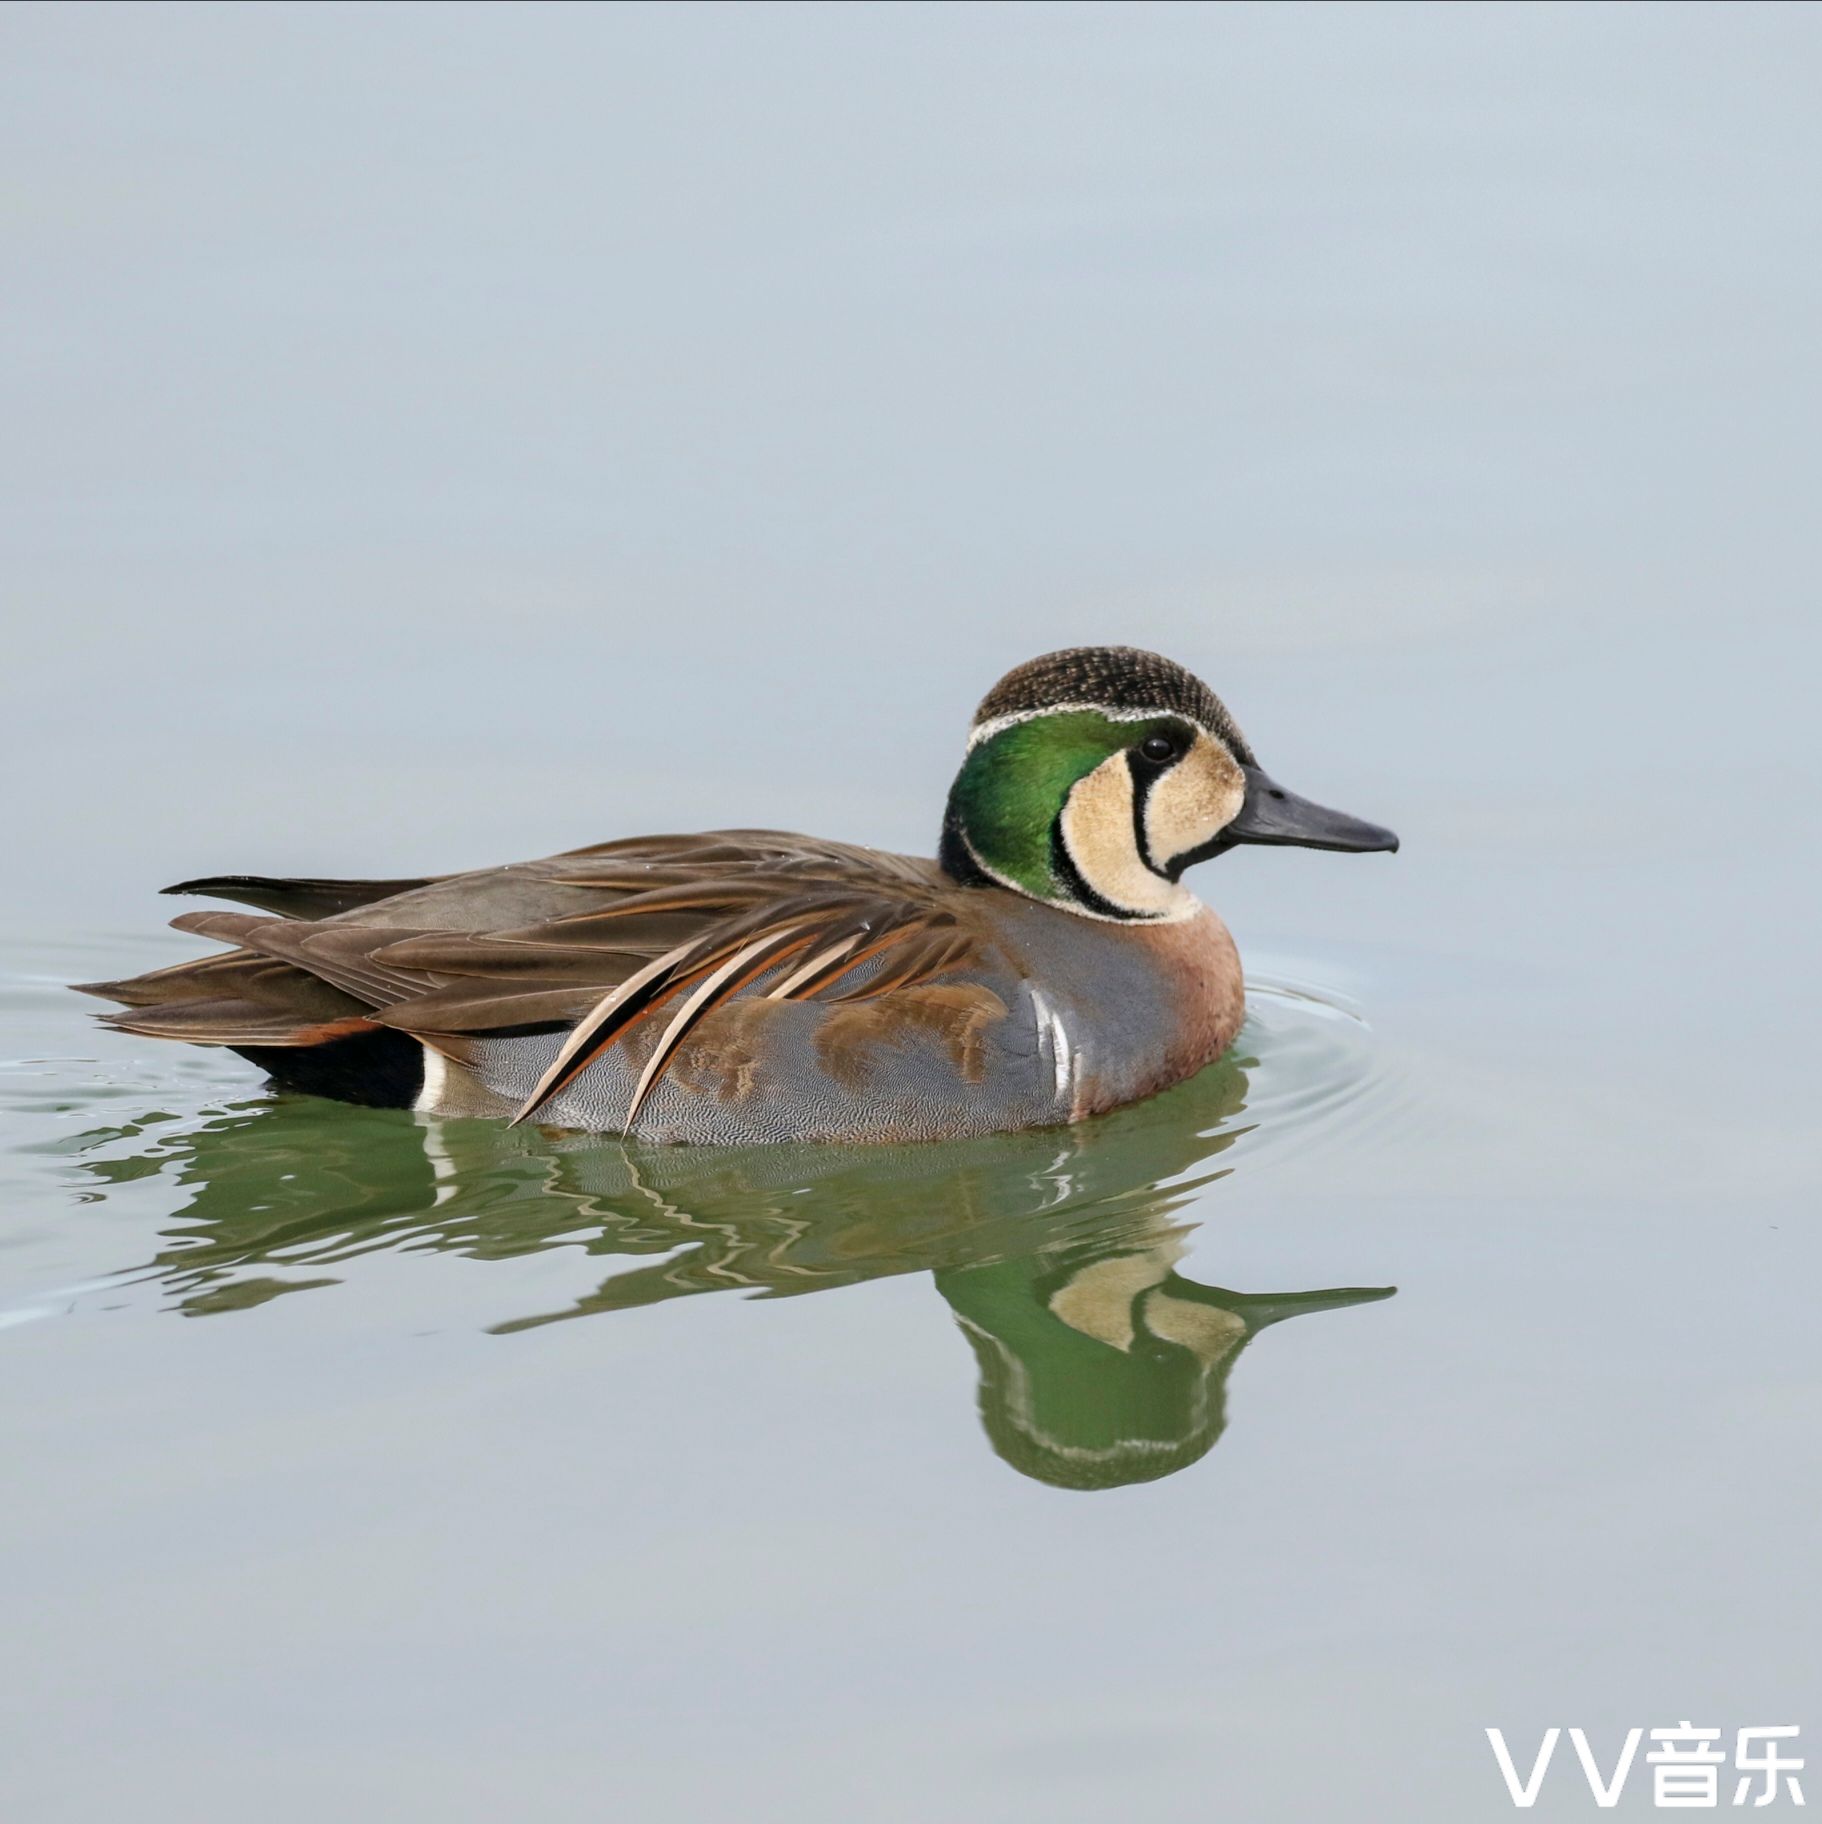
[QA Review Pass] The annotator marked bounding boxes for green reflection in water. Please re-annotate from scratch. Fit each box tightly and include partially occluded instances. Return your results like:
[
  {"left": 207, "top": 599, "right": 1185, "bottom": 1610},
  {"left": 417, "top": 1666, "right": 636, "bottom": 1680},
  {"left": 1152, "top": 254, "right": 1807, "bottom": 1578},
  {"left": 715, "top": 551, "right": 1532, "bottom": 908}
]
[{"left": 73, "top": 1052, "right": 1392, "bottom": 1490}]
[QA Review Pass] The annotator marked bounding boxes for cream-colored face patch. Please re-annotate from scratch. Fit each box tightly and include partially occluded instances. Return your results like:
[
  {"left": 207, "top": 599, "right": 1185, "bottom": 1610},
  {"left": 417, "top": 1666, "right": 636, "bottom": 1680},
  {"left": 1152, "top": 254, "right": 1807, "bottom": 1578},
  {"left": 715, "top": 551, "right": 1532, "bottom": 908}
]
[
  {"left": 1047, "top": 1241, "right": 1186, "bottom": 1351},
  {"left": 1141, "top": 1290, "right": 1245, "bottom": 1366},
  {"left": 1056, "top": 753, "right": 1197, "bottom": 921},
  {"left": 1142, "top": 730, "right": 1246, "bottom": 873}
]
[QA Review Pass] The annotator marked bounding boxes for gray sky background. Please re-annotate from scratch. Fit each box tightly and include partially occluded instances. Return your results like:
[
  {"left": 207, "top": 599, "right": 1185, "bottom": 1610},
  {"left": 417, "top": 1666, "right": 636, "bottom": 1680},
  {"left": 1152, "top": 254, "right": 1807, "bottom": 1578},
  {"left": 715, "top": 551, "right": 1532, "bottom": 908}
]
[
  {"left": 2, "top": 2, "right": 1817, "bottom": 929},
  {"left": 4, "top": 12, "right": 1822, "bottom": 1822}
]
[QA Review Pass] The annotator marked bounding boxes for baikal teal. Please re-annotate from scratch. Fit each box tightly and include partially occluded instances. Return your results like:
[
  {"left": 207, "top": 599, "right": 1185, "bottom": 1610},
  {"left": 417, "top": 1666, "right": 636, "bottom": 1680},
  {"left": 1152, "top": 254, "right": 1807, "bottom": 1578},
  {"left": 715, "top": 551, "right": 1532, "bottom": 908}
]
[{"left": 80, "top": 646, "right": 1398, "bottom": 1143}]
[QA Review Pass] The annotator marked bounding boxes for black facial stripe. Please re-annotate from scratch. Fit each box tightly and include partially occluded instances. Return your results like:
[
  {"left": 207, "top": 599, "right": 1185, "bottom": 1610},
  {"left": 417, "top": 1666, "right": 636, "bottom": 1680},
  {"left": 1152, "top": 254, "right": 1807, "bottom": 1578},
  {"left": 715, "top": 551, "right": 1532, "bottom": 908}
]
[
  {"left": 1167, "top": 830, "right": 1232, "bottom": 877},
  {"left": 1123, "top": 749, "right": 1171, "bottom": 880},
  {"left": 1049, "top": 817, "right": 1148, "bottom": 922}
]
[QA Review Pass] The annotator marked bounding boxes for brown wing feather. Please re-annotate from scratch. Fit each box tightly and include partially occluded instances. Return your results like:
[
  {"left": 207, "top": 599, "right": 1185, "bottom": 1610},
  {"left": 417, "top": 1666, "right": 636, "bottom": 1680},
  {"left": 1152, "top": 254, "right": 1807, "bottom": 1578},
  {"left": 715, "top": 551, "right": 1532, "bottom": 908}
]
[
  {"left": 168, "top": 911, "right": 437, "bottom": 1008},
  {"left": 100, "top": 1000, "right": 374, "bottom": 1046},
  {"left": 161, "top": 874, "right": 442, "bottom": 917},
  {"left": 88, "top": 831, "right": 987, "bottom": 1118},
  {"left": 502, "top": 886, "right": 981, "bottom": 1124},
  {"left": 372, "top": 984, "right": 606, "bottom": 1033},
  {"left": 79, "top": 946, "right": 375, "bottom": 1046},
  {"left": 74, "top": 948, "right": 334, "bottom": 1009}
]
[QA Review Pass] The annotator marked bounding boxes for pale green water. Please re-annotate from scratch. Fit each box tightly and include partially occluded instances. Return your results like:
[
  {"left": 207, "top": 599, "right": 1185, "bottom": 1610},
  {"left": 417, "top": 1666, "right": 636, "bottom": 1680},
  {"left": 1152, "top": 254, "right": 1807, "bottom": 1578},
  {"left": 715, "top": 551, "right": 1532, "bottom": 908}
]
[
  {"left": 3, "top": 7, "right": 1820, "bottom": 1821},
  {"left": 5, "top": 968, "right": 1389, "bottom": 1449}
]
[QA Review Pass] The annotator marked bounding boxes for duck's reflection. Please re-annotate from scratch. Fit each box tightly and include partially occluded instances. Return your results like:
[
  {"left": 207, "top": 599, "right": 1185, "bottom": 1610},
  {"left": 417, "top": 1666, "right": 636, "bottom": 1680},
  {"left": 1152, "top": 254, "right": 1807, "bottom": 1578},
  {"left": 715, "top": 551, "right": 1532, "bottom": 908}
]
[{"left": 79, "top": 1052, "right": 1392, "bottom": 1489}]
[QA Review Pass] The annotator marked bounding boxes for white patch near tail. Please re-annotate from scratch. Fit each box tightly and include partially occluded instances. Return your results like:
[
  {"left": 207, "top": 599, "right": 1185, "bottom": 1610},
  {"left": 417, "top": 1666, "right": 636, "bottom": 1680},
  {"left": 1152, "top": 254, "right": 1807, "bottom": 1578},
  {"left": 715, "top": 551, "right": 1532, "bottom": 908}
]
[{"left": 415, "top": 1043, "right": 447, "bottom": 1115}]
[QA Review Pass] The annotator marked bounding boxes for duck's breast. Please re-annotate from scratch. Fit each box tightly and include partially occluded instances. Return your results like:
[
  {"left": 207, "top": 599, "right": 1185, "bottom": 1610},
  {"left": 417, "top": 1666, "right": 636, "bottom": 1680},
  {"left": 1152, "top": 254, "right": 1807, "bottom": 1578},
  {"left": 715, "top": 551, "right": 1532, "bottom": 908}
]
[{"left": 990, "top": 897, "right": 1244, "bottom": 1120}]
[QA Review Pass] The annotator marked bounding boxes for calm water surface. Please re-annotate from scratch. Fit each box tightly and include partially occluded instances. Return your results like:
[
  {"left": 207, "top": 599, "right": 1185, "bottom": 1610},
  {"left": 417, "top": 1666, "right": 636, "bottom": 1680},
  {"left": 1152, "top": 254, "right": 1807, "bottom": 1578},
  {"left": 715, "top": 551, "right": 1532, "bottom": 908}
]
[{"left": 3, "top": 8, "right": 1819, "bottom": 1821}]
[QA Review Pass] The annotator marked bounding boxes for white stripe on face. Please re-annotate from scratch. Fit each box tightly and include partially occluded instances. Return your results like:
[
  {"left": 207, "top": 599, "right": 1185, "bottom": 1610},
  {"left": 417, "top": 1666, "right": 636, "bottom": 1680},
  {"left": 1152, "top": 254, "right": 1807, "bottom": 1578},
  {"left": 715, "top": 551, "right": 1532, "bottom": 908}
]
[{"left": 967, "top": 702, "right": 1174, "bottom": 752}]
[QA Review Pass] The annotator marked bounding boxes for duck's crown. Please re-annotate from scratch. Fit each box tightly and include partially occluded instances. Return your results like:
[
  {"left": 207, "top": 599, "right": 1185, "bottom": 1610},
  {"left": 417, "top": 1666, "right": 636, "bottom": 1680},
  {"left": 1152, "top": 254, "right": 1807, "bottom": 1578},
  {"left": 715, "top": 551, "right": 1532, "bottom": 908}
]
[{"left": 969, "top": 645, "right": 1255, "bottom": 765}]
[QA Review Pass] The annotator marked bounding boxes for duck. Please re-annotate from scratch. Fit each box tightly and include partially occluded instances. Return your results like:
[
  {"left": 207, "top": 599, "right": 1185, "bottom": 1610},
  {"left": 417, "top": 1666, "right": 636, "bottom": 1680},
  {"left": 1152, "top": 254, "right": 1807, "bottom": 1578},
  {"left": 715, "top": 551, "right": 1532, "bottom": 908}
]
[{"left": 79, "top": 645, "right": 1398, "bottom": 1143}]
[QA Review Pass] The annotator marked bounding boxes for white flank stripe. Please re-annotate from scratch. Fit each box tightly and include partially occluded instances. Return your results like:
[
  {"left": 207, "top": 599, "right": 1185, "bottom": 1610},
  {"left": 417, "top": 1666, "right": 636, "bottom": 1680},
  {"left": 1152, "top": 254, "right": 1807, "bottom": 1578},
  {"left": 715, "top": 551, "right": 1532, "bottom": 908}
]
[
  {"left": 1030, "top": 986, "right": 1074, "bottom": 1105},
  {"left": 414, "top": 1044, "right": 446, "bottom": 1115}
]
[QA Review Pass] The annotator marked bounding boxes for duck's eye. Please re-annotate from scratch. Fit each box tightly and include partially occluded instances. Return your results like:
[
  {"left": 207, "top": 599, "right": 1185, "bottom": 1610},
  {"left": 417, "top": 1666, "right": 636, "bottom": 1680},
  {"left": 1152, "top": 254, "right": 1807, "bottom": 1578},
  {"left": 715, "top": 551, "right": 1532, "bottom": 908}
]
[{"left": 1138, "top": 732, "right": 1181, "bottom": 765}]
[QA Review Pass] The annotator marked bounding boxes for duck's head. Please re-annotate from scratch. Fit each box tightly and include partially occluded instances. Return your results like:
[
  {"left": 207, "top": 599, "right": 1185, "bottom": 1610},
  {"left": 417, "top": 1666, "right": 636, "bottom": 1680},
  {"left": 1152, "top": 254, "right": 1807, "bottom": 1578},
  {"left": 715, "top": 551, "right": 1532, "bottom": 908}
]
[{"left": 940, "top": 645, "right": 1398, "bottom": 921}]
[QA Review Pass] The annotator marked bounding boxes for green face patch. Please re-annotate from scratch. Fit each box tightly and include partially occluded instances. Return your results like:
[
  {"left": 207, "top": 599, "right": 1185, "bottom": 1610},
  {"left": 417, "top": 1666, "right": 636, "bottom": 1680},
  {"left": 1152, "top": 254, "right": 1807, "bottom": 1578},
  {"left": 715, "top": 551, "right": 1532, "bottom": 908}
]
[{"left": 945, "top": 710, "right": 1173, "bottom": 901}]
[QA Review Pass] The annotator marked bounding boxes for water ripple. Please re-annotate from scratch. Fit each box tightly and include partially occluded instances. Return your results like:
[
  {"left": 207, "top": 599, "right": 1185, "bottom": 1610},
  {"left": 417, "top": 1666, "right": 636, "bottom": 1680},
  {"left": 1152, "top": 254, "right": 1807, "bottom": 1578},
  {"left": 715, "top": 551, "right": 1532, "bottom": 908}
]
[{"left": 1233, "top": 965, "right": 1408, "bottom": 1167}]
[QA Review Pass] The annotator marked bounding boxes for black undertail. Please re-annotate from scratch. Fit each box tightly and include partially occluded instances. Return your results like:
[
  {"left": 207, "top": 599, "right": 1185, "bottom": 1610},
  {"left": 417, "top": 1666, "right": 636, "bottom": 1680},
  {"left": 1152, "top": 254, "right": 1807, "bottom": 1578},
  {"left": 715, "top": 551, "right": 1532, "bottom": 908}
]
[{"left": 232, "top": 1027, "right": 425, "bottom": 1110}]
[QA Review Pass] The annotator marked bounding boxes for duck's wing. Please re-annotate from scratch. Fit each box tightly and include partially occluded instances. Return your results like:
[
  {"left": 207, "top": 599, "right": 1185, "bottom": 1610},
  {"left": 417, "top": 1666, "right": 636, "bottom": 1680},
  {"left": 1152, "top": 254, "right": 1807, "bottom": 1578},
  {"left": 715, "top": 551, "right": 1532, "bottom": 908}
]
[
  {"left": 160, "top": 874, "right": 444, "bottom": 918},
  {"left": 84, "top": 831, "right": 988, "bottom": 1124}
]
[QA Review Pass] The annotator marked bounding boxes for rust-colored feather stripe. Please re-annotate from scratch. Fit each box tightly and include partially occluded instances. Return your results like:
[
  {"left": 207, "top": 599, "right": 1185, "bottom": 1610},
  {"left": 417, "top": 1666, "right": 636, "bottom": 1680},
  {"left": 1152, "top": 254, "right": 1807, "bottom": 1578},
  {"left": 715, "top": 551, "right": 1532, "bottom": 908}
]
[
  {"left": 827, "top": 930, "right": 975, "bottom": 1001},
  {"left": 535, "top": 872, "right": 761, "bottom": 896},
  {"left": 367, "top": 933, "right": 675, "bottom": 978},
  {"left": 775, "top": 923, "right": 944, "bottom": 1002},
  {"left": 765, "top": 933, "right": 862, "bottom": 999},
  {"left": 539, "top": 886, "right": 768, "bottom": 914},
  {"left": 100, "top": 1000, "right": 375, "bottom": 1046}
]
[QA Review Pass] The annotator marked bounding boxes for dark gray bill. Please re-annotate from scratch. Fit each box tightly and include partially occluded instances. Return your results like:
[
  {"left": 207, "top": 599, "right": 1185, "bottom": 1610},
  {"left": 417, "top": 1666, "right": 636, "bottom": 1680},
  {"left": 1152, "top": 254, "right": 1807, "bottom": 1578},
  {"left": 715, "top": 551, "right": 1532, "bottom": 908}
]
[{"left": 1220, "top": 767, "right": 1400, "bottom": 855}]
